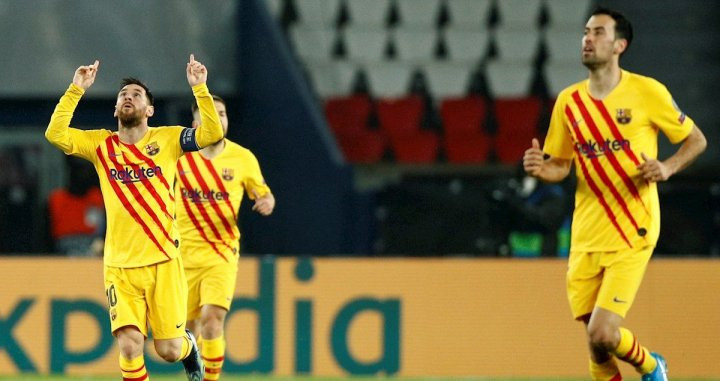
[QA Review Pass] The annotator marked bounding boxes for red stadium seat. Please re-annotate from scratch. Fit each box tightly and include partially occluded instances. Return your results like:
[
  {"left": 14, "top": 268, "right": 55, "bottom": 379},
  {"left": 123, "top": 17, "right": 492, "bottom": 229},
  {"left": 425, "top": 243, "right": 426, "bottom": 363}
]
[
  {"left": 376, "top": 96, "right": 439, "bottom": 163},
  {"left": 493, "top": 97, "right": 542, "bottom": 163},
  {"left": 440, "top": 96, "right": 492, "bottom": 163},
  {"left": 324, "top": 95, "right": 387, "bottom": 163}
]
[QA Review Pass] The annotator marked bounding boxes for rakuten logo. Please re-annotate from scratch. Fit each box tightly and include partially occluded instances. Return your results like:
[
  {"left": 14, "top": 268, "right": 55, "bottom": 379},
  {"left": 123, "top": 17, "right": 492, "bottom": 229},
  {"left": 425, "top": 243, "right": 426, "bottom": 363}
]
[
  {"left": 109, "top": 166, "right": 162, "bottom": 183},
  {"left": 182, "top": 188, "right": 230, "bottom": 202},
  {"left": 575, "top": 138, "right": 630, "bottom": 159}
]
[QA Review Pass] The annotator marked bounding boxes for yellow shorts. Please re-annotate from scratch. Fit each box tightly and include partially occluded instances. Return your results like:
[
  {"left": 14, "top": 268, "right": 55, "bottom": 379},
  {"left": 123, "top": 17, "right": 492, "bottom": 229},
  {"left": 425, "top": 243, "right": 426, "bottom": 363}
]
[
  {"left": 567, "top": 245, "right": 654, "bottom": 320},
  {"left": 103, "top": 256, "right": 188, "bottom": 339},
  {"left": 184, "top": 263, "right": 238, "bottom": 321}
]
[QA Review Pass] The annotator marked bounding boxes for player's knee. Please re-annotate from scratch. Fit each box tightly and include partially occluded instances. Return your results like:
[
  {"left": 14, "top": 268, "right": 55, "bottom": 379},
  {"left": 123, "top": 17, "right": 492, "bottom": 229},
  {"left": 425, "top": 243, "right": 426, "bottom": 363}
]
[
  {"left": 587, "top": 325, "right": 619, "bottom": 350},
  {"left": 155, "top": 341, "right": 183, "bottom": 362},
  {"left": 201, "top": 307, "right": 226, "bottom": 338}
]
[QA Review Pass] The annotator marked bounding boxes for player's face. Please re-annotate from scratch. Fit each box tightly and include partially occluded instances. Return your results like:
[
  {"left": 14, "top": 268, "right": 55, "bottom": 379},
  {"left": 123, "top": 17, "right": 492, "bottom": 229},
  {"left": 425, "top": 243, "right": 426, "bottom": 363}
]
[
  {"left": 114, "top": 84, "right": 153, "bottom": 127},
  {"left": 194, "top": 100, "right": 229, "bottom": 137},
  {"left": 581, "top": 14, "right": 625, "bottom": 69},
  {"left": 214, "top": 100, "right": 229, "bottom": 137}
]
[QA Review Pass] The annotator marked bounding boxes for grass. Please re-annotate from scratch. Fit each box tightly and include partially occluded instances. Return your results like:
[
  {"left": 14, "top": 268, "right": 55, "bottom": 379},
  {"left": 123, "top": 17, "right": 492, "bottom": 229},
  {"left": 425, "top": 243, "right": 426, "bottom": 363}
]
[{"left": 1, "top": 376, "right": 719, "bottom": 381}]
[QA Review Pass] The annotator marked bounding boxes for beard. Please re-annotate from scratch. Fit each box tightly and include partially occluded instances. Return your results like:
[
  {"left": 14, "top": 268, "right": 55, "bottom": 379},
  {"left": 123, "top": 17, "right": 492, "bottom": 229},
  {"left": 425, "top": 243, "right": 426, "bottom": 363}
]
[{"left": 117, "top": 107, "right": 144, "bottom": 128}]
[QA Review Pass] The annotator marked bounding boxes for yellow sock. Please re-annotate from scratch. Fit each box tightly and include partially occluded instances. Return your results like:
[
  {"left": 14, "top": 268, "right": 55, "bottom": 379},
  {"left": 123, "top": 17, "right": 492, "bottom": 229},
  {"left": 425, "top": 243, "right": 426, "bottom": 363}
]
[
  {"left": 179, "top": 335, "right": 193, "bottom": 361},
  {"left": 119, "top": 354, "right": 149, "bottom": 381},
  {"left": 202, "top": 335, "right": 226, "bottom": 381},
  {"left": 589, "top": 357, "right": 622, "bottom": 381},
  {"left": 613, "top": 327, "right": 657, "bottom": 374}
]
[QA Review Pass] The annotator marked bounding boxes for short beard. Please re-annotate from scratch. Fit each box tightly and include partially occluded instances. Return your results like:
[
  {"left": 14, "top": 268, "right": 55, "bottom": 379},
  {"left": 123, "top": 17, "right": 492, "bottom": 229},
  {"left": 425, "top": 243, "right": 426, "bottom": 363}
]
[{"left": 117, "top": 109, "right": 143, "bottom": 128}]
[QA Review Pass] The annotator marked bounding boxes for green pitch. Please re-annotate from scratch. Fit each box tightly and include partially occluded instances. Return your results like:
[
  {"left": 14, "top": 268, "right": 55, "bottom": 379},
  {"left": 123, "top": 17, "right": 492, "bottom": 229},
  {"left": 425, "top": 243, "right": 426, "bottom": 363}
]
[{"left": 1, "top": 376, "right": 719, "bottom": 381}]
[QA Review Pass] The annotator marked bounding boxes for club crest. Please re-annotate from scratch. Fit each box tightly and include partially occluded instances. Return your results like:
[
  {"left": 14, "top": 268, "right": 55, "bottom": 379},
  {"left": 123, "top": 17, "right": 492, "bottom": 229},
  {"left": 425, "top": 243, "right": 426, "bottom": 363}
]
[
  {"left": 222, "top": 168, "right": 234, "bottom": 181},
  {"left": 145, "top": 141, "right": 160, "bottom": 156},
  {"left": 615, "top": 109, "right": 632, "bottom": 124}
]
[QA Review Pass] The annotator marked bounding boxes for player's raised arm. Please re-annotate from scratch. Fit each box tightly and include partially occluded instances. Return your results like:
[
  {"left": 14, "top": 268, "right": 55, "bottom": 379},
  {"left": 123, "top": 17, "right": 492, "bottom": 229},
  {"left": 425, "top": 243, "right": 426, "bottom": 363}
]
[
  {"left": 46, "top": 60, "right": 100, "bottom": 153},
  {"left": 181, "top": 54, "right": 223, "bottom": 152}
]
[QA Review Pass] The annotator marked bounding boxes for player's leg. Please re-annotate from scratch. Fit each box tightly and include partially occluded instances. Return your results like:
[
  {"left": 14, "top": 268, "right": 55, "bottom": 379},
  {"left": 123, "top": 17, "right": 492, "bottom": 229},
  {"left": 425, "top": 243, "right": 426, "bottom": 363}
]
[
  {"left": 147, "top": 257, "right": 204, "bottom": 381},
  {"left": 567, "top": 251, "right": 621, "bottom": 381},
  {"left": 184, "top": 266, "right": 204, "bottom": 341},
  {"left": 197, "top": 263, "right": 237, "bottom": 381},
  {"left": 104, "top": 266, "right": 151, "bottom": 380},
  {"left": 593, "top": 246, "right": 666, "bottom": 379}
]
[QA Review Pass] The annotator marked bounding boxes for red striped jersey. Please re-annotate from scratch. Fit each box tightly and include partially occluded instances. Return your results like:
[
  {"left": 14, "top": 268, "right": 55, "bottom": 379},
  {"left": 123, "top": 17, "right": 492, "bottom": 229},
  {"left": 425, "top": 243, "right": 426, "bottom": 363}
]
[
  {"left": 544, "top": 70, "right": 694, "bottom": 251},
  {"left": 46, "top": 83, "right": 223, "bottom": 267},
  {"left": 176, "top": 140, "right": 270, "bottom": 268}
]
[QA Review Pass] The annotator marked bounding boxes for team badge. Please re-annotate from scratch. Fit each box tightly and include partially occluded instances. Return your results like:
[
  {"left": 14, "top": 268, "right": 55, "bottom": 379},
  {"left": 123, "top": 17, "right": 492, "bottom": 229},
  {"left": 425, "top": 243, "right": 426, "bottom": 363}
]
[
  {"left": 615, "top": 109, "right": 632, "bottom": 124},
  {"left": 145, "top": 141, "right": 160, "bottom": 156},
  {"left": 222, "top": 168, "right": 234, "bottom": 181}
]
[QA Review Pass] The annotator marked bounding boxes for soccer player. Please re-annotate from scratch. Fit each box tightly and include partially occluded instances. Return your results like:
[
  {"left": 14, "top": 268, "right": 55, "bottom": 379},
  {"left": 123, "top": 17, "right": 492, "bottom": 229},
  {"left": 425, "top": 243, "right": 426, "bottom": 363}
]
[
  {"left": 176, "top": 95, "right": 275, "bottom": 381},
  {"left": 45, "top": 55, "right": 224, "bottom": 381},
  {"left": 523, "top": 7, "right": 706, "bottom": 381}
]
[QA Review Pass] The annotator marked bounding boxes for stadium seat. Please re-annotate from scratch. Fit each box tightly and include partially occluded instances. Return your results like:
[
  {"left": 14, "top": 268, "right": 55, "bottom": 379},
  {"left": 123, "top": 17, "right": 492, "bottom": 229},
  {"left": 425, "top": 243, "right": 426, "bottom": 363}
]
[
  {"left": 493, "top": 97, "right": 542, "bottom": 163},
  {"left": 392, "top": 27, "right": 439, "bottom": 62},
  {"left": 376, "top": 96, "right": 439, "bottom": 162},
  {"left": 325, "top": 95, "right": 387, "bottom": 163},
  {"left": 342, "top": 26, "right": 389, "bottom": 62},
  {"left": 446, "top": 0, "right": 493, "bottom": 29},
  {"left": 443, "top": 28, "right": 490, "bottom": 63},
  {"left": 305, "top": 61, "right": 359, "bottom": 98},
  {"left": 364, "top": 62, "right": 413, "bottom": 98},
  {"left": 545, "top": 0, "right": 592, "bottom": 29},
  {"left": 440, "top": 96, "right": 492, "bottom": 163},
  {"left": 346, "top": 0, "right": 392, "bottom": 27},
  {"left": 544, "top": 29, "right": 582, "bottom": 62},
  {"left": 289, "top": 26, "right": 337, "bottom": 62},
  {"left": 292, "top": 0, "right": 342, "bottom": 26},
  {"left": 396, "top": 0, "right": 442, "bottom": 27},
  {"left": 485, "top": 60, "right": 535, "bottom": 98},
  {"left": 493, "top": 28, "right": 541, "bottom": 62},
  {"left": 422, "top": 62, "right": 472, "bottom": 100},
  {"left": 495, "top": 0, "right": 543, "bottom": 29},
  {"left": 543, "top": 61, "right": 588, "bottom": 97}
]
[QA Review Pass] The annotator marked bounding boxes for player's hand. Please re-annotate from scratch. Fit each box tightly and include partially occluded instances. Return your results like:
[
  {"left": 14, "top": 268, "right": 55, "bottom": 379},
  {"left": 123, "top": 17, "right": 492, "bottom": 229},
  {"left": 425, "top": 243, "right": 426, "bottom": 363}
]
[
  {"left": 523, "top": 138, "right": 544, "bottom": 177},
  {"left": 251, "top": 190, "right": 275, "bottom": 216},
  {"left": 186, "top": 54, "right": 208, "bottom": 87},
  {"left": 73, "top": 60, "right": 100, "bottom": 90},
  {"left": 637, "top": 152, "right": 671, "bottom": 182}
]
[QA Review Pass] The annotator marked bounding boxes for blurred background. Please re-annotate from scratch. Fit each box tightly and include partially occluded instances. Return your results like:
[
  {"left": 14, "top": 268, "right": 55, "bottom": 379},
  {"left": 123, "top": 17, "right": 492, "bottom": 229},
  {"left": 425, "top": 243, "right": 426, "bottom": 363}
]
[{"left": 1, "top": 0, "right": 719, "bottom": 258}]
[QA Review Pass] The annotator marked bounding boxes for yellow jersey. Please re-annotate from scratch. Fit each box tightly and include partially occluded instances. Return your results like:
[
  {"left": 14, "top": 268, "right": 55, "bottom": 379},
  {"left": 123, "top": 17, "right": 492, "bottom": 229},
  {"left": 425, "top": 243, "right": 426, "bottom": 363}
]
[
  {"left": 544, "top": 70, "right": 694, "bottom": 251},
  {"left": 176, "top": 140, "right": 271, "bottom": 268},
  {"left": 46, "top": 83, "right": 223, "bottom": 267}
]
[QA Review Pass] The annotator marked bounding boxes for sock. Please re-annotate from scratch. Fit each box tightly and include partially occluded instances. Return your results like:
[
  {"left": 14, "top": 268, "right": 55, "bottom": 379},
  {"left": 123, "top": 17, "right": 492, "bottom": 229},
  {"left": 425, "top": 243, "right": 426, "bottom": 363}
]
[
  {"left": 589, "top": 357, "right": 621, "bottom": 381},
  {"left": 613, "top": 327, "right": 657, "bottom": 374},
  {"left": 201, "top": 335, "right": 226, "bottom": 381},
  {"left": 120, "top": 354, "right": 149, "bottom": 381},
  {"left": 179, "top": 335, "right": 193, "bottom": 361}
]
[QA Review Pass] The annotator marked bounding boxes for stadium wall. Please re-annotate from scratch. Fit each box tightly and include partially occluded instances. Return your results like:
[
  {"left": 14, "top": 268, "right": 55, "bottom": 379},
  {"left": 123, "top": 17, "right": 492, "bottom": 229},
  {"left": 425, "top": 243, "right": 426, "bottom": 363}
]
[{"left": 0, "top": 257, "right": 718, "bottom": 378}]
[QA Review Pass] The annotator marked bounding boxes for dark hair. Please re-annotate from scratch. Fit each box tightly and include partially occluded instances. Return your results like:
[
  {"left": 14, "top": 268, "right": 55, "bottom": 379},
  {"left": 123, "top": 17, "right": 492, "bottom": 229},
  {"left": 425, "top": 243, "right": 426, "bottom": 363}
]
[
  {"left": 591, "top": 7, "right": 633, "bottom": 53},
  {"left": 120, "top": 77, "right": 154, "bottom": 105},
  {"left": 191, "top": 94, "right": 226, "bottom": 113}
]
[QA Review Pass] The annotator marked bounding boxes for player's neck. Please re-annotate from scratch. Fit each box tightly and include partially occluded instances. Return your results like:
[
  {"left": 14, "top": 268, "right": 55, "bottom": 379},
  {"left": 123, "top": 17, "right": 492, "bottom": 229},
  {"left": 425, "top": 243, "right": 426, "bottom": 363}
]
[
  {"left": 117, "top": 123, "right": 149, "bottom": 145},
  {"left": 587, "top": 63, "right": 622, "bottom": 100},
  {"left": 200, "top": 138, "right": 226, "bottom": 159}
]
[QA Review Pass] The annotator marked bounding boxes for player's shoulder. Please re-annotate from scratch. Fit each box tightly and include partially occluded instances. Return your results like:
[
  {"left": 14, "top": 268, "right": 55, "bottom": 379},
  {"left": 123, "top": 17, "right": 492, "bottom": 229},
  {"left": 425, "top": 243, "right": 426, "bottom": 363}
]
[
  {"left": 557, "top": 79, "right": 587, "bottom": 101},
  {"left": 224, "top": 139, "right": 256, "bottom": 158},
  {"left": 624, "top": 70, "right": 668, "bottom": 93}
]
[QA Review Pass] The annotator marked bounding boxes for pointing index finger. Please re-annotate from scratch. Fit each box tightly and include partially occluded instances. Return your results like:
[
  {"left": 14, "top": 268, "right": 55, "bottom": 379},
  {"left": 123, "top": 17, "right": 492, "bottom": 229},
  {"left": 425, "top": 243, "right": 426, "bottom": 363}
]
[{"left": 190, "top": 54, "right": 195, "bottom": 63}]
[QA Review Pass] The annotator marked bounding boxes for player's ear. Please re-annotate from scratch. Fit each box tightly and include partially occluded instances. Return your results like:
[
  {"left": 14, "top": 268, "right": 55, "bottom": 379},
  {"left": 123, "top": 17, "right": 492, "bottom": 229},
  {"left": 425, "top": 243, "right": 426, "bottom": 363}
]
[
  {"left": 614, "top": 38, "right": 628, "bottom": 55},
  {"left": 113, "top": 106, "right": 118, "bottom": 118},
  {"left": 146, "top": 105, "right": 154, "bottom": 118}
]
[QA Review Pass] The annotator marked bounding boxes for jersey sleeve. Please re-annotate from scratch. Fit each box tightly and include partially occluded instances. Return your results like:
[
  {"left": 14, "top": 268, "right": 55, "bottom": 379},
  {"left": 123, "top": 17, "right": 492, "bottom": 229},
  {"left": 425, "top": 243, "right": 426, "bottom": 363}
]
[
  {"left": 180, "top": 83, "right": 224, "bottom": 151},
  {"left": 45, "top": 84, "right": 105, "bottom": 162},
  {"left": 543, "top": 92, "right": 575, "bottom": 160},
  {"left": 242, "top": 151, "right": 271, "bottom": 199},
  {"left": 645, "top": 80, "right": 695, "bottom": 144}
]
